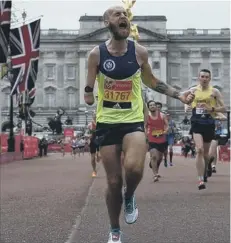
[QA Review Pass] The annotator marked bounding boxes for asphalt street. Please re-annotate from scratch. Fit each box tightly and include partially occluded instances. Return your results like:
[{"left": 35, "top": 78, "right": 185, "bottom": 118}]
[{"left": 1, "top": 153, "right": 230, "bottom": 243}]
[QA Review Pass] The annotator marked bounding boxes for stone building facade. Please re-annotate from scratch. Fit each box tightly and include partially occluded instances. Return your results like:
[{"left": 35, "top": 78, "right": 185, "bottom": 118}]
[{"left": 1, "top": 15, "right": 230, "bottom": 126}]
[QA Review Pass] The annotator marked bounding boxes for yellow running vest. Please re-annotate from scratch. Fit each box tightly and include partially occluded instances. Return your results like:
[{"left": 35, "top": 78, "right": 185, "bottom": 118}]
[
  {"left": 191, "top": 85, "right": 216, "bottom": 118},
  {"left": 96, "top": 70, "right": 144, "bottom": 124}
]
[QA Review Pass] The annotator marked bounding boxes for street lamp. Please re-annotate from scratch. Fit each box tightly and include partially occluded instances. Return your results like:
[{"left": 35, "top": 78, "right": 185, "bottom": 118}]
[
  {"left": 22, "top": 9, "right": 27, "bottom": 25},
  {"left": 8, "top": 72, "right": 15, "bottom": 152}
]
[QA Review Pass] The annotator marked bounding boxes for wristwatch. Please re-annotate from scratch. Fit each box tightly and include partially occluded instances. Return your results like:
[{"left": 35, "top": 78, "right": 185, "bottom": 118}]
[{"left": 84, "top": 86, "right": 93, "bottom": 93}]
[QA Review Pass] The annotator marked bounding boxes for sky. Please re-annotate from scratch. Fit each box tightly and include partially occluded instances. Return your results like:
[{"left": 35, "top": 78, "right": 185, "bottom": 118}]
[{"left": 12, "top": 0, "right": 230, "bottom": 30}]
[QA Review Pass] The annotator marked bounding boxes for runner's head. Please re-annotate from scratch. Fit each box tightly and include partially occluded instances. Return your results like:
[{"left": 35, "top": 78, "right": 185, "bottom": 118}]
[
  {"left": 166, "top": 113, "right": 171, "bottom": 120},
  {"left": 103, "top": 6, "right": 130, "bottom": 40},
  {"left": 147, "top": 100, "right": 156, "bottom": 112},
  {"left": 155, "top": 102, "right": 162, "bottom": 111},
  {"left": 198, "top": 69, "right": 211, "bottom": 88}
]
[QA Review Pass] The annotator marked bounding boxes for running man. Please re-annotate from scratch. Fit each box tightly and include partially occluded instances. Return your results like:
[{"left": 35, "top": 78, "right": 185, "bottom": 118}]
[
  {"left": 57, "top": 137, "right": 65, "bottom": 157},
  {"left": 77, "top": 136, "right": 85, "bottom": 156},
  {"left": 164, "top": 113, "right": 176, "bottom": 167},
  {"left": 71, "top": 136, "right": 78, "bottom": 159},
  {"left": 188, "top": 69, "right": 226, "bottom": 190},
  {"left": 145, "top": 100, "right": 168, "bottom": 182},
  {"left": 208, "top": 115, "right": 227, "bottom": 174},
  {"left": 154, "top": 102, "right": 170, "bottom": 166},
  {"left": 84, "top": 5, "right": 194, "bottom": 242},
  {"left": 88, "top": 112, "right": 100, "bottom": 177}
]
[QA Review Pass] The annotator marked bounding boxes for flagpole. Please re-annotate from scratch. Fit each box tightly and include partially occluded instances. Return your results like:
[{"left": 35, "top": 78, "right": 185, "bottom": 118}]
[
  {"left": 21, "top": 9, "right": 27, "bottom": 136},
  {"left": 8, "top": 68, "right": 15, "bottom": 152}
]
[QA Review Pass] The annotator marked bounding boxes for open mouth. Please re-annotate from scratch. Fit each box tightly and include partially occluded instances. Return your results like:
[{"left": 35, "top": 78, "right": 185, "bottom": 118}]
[{"left": 119, "top": 22, "right": 128, "bottom": 29}]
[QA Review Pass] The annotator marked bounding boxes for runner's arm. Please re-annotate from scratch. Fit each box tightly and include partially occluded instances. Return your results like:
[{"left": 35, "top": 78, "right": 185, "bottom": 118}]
[
  {"left": 143, "top": 101, "right": 149, "bottom": 125},
  {"left": 137, "top": 44, "right": 194, "bottom": 103},
  {"left": 144, "top": 113, "right": 149, "bottom": 136},
  {"left": 214, "top": 89, "right": 226, "bottom": 113},
  {"left": 163, "top": 114, "right": 169, "bottom": 134},
  {"left": 84, "top": 47, "right": 99, "bottom": 105}
]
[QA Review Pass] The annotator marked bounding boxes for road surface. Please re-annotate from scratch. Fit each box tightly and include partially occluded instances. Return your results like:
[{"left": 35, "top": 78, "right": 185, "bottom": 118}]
[{"left": 1, "top": 153, "right": 230, "bottom": 243}]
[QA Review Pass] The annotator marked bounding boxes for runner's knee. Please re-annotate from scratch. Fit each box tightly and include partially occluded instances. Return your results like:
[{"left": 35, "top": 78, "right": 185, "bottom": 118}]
[
  {"left": 124, "top": 159, "right": 144, "bottom": 178},
  {"left": 151, "top": 153, "right": 157, "bottom": 162},
  {"left": 196, "top": 147, "right": 204, "bottom": 154},
  {"left": 107, "top": 175, "right": 123, "bottom": 190}
]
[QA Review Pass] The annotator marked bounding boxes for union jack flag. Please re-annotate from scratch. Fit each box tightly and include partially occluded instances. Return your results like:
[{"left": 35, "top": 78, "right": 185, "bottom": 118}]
[
  {"left": 9, "top": 19, "right": 40, "bottom": 105},
  {"left": 0, "top": 0, "right": 12, "bottom": 63}
]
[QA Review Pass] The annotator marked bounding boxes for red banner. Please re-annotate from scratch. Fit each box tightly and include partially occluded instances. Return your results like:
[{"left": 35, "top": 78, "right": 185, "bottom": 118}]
[
  {"left": 64, "top": 128, "right": 74, "bottom": 153},
  {"left": 218, "top": 145, "right": 230, "bottom": 162},
  {"left": 0, "top": 133, "right": 8, "bottom": 153},
  {"left": 48, "top": 143, "right": 62, "bottom": 152},
  {"left": 23, "top": 136, "right": 39, "bottom": 159},
  {"left": 0, "top": 133, "right": 22, "bottom": 153}
]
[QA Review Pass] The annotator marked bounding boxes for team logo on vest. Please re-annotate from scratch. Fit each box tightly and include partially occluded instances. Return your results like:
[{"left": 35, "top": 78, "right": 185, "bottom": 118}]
[{"left": 103, "top": 59, "right": 116, "bottom": 72}]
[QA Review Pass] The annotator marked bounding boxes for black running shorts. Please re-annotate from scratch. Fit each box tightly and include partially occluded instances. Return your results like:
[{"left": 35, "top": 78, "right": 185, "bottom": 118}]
[
  {"left": 95, "top": 122, "right": 145, "bottom": 146},
  {"left": 149, "top": 142, "right": 168, "bottom": 153},
  {"left": 191, "top": 122, "right": 215, "bottom": 143}
]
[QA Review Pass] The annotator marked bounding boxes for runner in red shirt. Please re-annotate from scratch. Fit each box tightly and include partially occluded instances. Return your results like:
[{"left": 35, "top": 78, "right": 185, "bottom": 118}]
[
  {"left": 145, "top": 100, "right": 168, "bottom": 182},
  {"left": 88, "top": 112, "right": 100, "bottom": 177}
]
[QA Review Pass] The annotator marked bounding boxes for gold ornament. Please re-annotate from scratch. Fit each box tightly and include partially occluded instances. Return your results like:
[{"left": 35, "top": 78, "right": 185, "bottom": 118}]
[{"left": 122, "top": 0, "right": 139, "bottom": 41}]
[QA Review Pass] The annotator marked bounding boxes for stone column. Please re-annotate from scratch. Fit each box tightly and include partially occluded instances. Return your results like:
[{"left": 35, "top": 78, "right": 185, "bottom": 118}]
[
  {"left": 146, "top": 50, "right": 161, "bottom": 103},
  {"left": 78, "top": 50, "right": 87, "bottom": 105},
  {"left": 180, "top": 49, "right": 190, "bottom": 89},
  {"left": 222, "top": 48, "right": 230, "bottom": 106},
  {"left": 201, "top": 48, "right": 211, "bottom": 68}
]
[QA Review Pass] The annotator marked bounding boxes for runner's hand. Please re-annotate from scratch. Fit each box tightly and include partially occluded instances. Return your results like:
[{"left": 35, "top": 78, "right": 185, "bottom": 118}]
[{"left": 179, "top": 90, "right": 195, "bottom": 104}]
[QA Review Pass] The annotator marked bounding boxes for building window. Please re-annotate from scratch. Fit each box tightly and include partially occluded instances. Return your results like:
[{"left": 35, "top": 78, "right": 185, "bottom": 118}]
[
  {"left": 190, "top": 63, "right": 200, "bottom": 79},
  {"left": 67, "top": 92, "right": 75, "bottom": 109},
  {"left": 170, "top": 64, "right": 180, "bottom": 79},
  {"left": 211, "top": 63, "right": 221, "bottom": 79},
  {"left": 46, "top": 92, "right": 56, "bottom": 108},
  {"left": 36, "top": 90, "right": 43, "bottom": 106},
  {"left": 46, "top": 64, "right": 55, "bottom": 80},
  {"left": 66, "top": 65, "right": 76, "bottom": 79}
]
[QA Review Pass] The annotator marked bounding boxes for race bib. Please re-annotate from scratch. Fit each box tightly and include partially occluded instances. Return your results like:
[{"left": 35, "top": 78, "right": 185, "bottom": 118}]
[
  {"left": 103, "top": 80, "right": 132, "bottom": 103},
  {"left": 152, "top": 129, "right": 163, "bottom": 137},
  {"left": 196, "top": 108, "right": 205, "bottom": 115}
]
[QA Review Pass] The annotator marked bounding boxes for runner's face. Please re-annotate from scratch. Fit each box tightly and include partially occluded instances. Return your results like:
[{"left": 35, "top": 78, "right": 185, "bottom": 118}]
[
  {"left": 107, "top": 7, "right": 130, "bottom": 40},
  {"left": 148, "top": 102, "right": 156, "bottom": 112},
  {"left": 156, "top": 104, "right": 162, "bottom": 111},
  {"left": 199, "top": 71, "right": 211, "bottom": 87}
]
